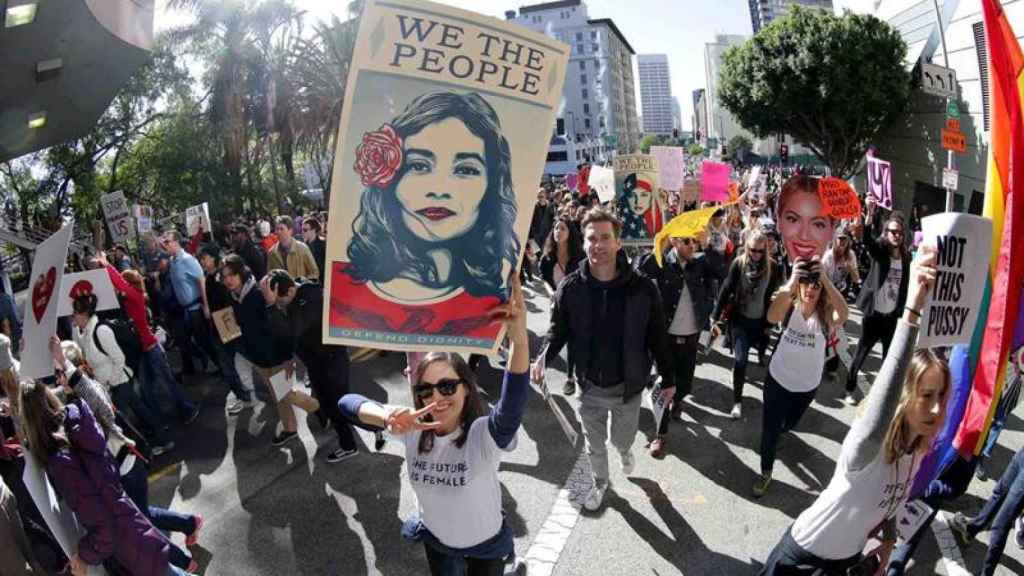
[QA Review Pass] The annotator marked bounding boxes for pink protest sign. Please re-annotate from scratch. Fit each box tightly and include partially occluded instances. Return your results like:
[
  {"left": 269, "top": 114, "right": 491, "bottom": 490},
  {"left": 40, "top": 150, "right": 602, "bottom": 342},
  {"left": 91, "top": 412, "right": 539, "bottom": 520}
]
[
  {"left": 701, "top": 161, "right": 730, "bottom": 202},
  {"left": 566, "top": 172, "right": 578, "bottom": 191}
]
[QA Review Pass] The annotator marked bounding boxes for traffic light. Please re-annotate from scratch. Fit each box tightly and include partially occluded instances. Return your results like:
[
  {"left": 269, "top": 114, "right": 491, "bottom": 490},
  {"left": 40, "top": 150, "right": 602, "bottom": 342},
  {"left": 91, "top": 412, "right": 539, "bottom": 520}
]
[{"left": 780, "top": 143, "right": 789, "bottom": 163}]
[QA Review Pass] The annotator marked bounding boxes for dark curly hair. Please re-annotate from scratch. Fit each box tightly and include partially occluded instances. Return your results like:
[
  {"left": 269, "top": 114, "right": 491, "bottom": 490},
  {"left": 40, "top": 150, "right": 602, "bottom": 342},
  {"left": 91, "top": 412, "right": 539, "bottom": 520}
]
[{"left": 346, "top": 91, "right": 519, "bottom": 299}]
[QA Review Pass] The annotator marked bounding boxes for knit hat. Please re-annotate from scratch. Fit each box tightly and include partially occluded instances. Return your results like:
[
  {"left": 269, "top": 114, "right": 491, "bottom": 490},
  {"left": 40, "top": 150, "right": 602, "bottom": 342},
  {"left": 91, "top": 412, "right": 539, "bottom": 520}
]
[{"left": 0, "top": 334, "right": 15, "bottom": 373}]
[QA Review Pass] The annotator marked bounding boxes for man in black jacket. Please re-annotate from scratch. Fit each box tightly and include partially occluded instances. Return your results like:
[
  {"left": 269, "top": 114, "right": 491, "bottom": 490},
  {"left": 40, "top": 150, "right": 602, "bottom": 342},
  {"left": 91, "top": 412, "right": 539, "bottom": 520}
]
[
  {"left": 265, "top": 270, "right": 358, "bottom": 464},
  {"left": 845, "top": 198, "right": 910, "bottom": 404},
  {"left": 638, "top": 234, "right": 726, "bottom": 457},
  {"left": 230, "top": 223, "right": 268, "bottom": 282},
  {"left": 198, "top": 244, "right": 252, "bottom": 415},
  {"left": 531, "top": 208, "right": 673, "bottom": 512}
]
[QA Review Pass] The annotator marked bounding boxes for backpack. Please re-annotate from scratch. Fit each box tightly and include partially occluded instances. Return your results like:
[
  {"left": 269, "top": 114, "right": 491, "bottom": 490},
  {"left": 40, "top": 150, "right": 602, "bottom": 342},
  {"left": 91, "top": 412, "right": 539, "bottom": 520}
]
[{"left": 93, "top": 318, "right": 143, "bottom": 375}]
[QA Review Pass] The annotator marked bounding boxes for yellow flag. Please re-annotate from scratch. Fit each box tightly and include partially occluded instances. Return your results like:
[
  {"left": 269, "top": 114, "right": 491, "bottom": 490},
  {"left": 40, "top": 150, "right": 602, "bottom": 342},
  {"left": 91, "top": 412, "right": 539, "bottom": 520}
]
[{"left": 653, "top": 203, "right": 737, "bottom": 267}]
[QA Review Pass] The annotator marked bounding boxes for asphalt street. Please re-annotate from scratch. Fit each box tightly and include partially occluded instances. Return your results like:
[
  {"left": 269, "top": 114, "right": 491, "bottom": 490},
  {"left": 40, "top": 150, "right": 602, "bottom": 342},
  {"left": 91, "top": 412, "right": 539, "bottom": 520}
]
[{"left": 147, "top": 280, "right": 1024, "bottom": 575}]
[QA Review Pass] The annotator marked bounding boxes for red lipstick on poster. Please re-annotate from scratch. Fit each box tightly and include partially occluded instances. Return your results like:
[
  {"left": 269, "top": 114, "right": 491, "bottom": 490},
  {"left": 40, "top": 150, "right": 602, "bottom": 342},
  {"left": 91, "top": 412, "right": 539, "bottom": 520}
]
[{"left": 417, "top": 207, "right": 455, "bottom": 221}]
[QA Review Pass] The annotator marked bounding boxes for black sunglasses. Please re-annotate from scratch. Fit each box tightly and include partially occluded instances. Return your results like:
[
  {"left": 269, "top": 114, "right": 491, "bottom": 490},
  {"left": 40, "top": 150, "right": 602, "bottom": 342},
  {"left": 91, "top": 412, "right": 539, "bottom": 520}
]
[
  {"left": 678, "top": 238, "right": 693, "bottom": 246},
  {"left": 414, "top": 378, "right": 464, "bottom": 400},
  {"left": 747, "top": 248, "right": 765, "bottom": 255},
  {"left": 798, "top": 276, "right": 822, "bottom": 287}
]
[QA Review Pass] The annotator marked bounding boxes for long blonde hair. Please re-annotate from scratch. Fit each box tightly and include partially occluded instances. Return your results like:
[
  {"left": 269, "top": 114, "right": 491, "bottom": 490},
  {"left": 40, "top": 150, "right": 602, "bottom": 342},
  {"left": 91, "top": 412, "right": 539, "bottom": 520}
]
[
  {"left": 737, "top": 230, "right": 773, "bottom": 282},
  {"left": 882, "top": 349, "right": 951, "bottom": 464}
]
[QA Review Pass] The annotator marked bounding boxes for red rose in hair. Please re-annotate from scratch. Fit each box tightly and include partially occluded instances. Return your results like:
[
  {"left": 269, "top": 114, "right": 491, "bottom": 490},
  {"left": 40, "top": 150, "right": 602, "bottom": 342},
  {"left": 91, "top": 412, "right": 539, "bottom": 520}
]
[{"left": 354, "top": 124, "right": 403, "bottom": 188}]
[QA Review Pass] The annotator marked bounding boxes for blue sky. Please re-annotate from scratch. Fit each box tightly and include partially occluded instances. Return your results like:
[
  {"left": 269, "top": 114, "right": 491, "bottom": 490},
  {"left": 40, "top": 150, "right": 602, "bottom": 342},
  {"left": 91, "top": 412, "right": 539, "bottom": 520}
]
[{"left": 156, "top": 0, "right": 755, "bottom": 130}]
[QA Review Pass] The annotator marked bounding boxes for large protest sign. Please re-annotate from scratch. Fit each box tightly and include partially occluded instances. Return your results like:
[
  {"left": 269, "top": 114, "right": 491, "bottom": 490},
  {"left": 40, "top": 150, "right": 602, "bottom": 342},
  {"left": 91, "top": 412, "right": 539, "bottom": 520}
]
[
  {"left": 322, "top": 0, "right": 569, "bottom": 353},
  {"left": 22, "top": 223, "right": 74, "bottom": 379},
  {"left": 57, "top": 269, "right": 119, "bottom": 317},
  {"left": 22, "top": 455, "right": 84, "bottom": 558},
  {"left": 134, "top": 204, "right": 153, "bottom": 234},
  {"left": 701, "top": 161, "right": 730, "bottom": 202},
  {"left": 100, "top": 191, "right": 133, "bottom": 244},
  {"left": 588, "top": 164, "right": 615, "bottom": 202},
  {"left": 614, "top": 154, "right": 663, "bottom": 243},
  {"left": 918, "top": 213, "right": 993, "bottom": 348},
  {"left": 185, "top": 202, "right": 211, "bottom": 237},
  {"left": 650, "top": 146, "right": 684, "bottom": 191},
  {"left": 777, "top": 175, "right": 849, "bottom": 261},
  {"left": 867, "top": 155, "right": 893, "bottom": 209}
]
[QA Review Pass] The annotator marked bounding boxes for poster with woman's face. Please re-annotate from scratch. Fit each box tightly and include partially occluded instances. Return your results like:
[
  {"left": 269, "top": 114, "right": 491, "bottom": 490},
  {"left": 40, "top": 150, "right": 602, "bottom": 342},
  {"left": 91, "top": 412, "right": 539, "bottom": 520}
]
[
  {"left": 776, "top": 175, "right": 839, "bottom": 262},
  {"left": 613, "top": 154, "right": 664, "bottom": 244},
  {"left": 322, "top": 0, "right": 568, "bottom": 353}
]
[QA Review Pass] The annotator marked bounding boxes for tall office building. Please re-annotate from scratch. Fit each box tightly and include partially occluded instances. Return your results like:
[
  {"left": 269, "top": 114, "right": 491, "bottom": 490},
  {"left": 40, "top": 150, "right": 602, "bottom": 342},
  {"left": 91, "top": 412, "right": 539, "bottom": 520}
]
[
  {"left": 637, "top": 54, "right": 674, "bottom": 136},
  {"left": 704, "top": 34, "right": 751, "bottom": 146},
  {"left": 509, "top": 0, "right": 641, "bottom": 157},
  {"left": 671, "top": 97, "right": 682, "bottom": 132},
  {"left": 692, "top": 89, "right": 707, "bottom": 142},
  {"left": 749, "top": 0, "right": 835, "bottom": 33}
]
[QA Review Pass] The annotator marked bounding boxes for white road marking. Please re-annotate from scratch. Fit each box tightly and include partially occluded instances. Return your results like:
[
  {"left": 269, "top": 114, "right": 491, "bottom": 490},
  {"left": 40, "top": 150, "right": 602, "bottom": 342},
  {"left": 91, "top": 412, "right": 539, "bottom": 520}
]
[
  {"left": 523, "top": 452, "right": 592, "bottom": 576},
  {"left": 932, "top": 510, "right": 973, "bottom": 576}
]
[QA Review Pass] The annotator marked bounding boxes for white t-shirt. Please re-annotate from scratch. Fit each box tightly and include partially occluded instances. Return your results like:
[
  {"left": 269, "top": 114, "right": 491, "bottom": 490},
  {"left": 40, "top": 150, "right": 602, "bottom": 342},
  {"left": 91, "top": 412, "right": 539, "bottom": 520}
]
[
  {"left": 790, "top": 435, "right": 919, "bottom": 559},
  {"left": 668, "top": 282, "right": 699, "bottom": 336},
  {"left": 769, "top": 308, "right": 826, "bottom": 393},
  {"left": 874, "top": 257, "right": 903, "bottom": 315},
  {"left": 403, "top": 416, "right": 517, "bottom": 549}
]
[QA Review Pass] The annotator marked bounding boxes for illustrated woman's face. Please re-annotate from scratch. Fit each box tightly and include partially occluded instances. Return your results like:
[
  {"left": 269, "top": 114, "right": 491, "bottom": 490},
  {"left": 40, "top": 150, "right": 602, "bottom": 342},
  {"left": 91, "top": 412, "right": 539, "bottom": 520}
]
[
  {"left": 779, "top": 191, "right": 832, "bottom": 261},
  {"left": 395, "top": 118, "right": 488, "bottom": 243},
  {"left": 629, "top": 183, "right": 652, "bottom": 216},
  {"left": 906, "top": 365, "right": 949, "bottom": 440},
  {"left": 553, "top": 220, "right": 570, "bottom": 244},
  {"left": 418, "top": 360, "right": 467, "bottom": 434}
]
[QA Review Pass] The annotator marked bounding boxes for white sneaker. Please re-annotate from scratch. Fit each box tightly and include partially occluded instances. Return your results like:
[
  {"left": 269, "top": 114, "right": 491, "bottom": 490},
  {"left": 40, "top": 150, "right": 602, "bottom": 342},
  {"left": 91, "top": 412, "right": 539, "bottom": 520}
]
[
  {"left": 843, "top": 393, "right": 858, "bottom": 406},
  {"left": 621, "top": 450, "right": 635, "bottom": 476},
  {"left": 730, "top": 403, "right": 742, "bottom": 419},
  {"left": 583, "top": 483, "right": 606, "bottom": 511}
]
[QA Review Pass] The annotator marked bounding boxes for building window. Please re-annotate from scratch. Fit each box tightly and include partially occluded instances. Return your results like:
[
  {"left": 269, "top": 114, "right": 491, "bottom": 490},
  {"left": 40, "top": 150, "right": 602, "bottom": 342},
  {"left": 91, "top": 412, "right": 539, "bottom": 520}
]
[
  {"left": 583, "top": 103, "right": 590, "bottom": 114},
  {"left": 547, "top": 151, "right": 568, "bottom": 162},
  {"left": 592, "top": 44, "right": 598, "bottom": 53},
  {"left": 579, "top": 60, "right": 585, "bottom": 70},
  {"left": 973, "top": 21, "right": 991, "bottom": 131},
  {"left": 584, "top": 118, "right": 592, "bottom": 129},
  {"left": 576, "top": 44, "right": 583, "bottom": 54},
  {"left": 591, "top": 30, "right": 597, "bottom": 40},
  {"left": 576, "top": 32, "right": 583, "bottom": 41},
  {"left": 600, "top": 116, "right": 606, "bottom": 128},
  {"left": 582, "top": 89, "right": 589, "bottom": 99},
  {"left": 581, "top": 74, "right": 587, "bottom": 84}
]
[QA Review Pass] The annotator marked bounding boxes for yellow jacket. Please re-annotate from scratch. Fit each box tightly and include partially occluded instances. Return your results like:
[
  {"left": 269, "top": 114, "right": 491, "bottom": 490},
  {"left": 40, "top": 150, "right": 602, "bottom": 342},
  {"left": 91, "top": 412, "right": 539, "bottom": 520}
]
[{"left": 267, "top": 239, "right": 320, "bottom": 280}]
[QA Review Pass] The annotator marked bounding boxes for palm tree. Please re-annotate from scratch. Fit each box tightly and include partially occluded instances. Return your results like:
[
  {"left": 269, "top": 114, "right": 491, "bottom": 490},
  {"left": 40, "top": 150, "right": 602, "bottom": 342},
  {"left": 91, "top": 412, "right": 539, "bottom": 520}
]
[{"left": 164, "top": 0, "right": 301, "bottom": 211}]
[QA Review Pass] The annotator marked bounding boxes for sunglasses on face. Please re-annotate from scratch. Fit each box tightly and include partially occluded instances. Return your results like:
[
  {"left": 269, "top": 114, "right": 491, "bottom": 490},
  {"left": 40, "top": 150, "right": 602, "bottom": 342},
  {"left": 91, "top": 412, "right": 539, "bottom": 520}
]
[
  {"left": 747, "top": 248, "right": 765, "bottom": 255},
  {"left": 887, "top": 229, "right": 903, "bottom": 236},
  {"left": 414, "top": 378, "right": 464, "bottom": 400},
  {"left": 678, "top": 238, "right": 693, "bottom": 246},
  {"left": 798, "top": 276, "right": 822, "bottom": 287}
]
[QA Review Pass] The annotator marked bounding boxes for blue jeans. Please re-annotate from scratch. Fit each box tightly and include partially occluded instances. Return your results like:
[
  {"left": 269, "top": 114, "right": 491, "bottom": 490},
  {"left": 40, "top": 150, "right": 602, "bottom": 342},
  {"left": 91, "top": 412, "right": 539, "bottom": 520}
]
[
  {"left": 138, "top": 345, "right": 197, "bottom": 420},
  {"left": 731, "top": 316, "right": 767, "bottom": 404},
  {"left": 968, "top": 447, "right": 1024, "bottom": 575},
  {"left": 213, "top": 339, "right": 249, "bottom": 402},
  {"left": 121, "top": 460, "right": 194, "bottom": 570},
  {"left": 111, "top": 382, "right": 169, "bottom": 446}
]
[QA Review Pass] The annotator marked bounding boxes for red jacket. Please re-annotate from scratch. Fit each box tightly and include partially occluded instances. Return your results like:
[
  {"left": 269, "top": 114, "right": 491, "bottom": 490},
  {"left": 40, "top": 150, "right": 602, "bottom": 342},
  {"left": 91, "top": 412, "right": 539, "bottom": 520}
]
[{"left": 105, "top": 265, "right": 159, "bottom": 351}]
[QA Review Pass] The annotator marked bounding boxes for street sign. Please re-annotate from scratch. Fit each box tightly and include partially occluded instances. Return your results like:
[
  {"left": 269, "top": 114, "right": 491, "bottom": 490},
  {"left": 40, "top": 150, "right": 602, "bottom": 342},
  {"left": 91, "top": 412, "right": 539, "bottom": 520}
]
[
  {"left": 942, "top": 129, "right": 966, "bottom": 153},
  {"left": 943, "top": 168, "right": 959, "bottom": 190},
  {"left": 920, "top": 62, "right": 958, "bottom": 99},
  {"left": 946, "top": 100, "right": 960, "bottom": 119},
  {"left": 945, "top": 118, "right": 961, "bottom": 132}
]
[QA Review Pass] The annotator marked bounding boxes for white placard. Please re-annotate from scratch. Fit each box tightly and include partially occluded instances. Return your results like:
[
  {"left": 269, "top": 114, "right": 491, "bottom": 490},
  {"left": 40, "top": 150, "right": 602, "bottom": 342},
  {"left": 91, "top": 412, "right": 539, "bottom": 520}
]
[
  {"left": 134, "top": 204, "right": 153, "bottom": 234},
  {"left": 646, "top": 377, "right": 674, "bottom": 434},
  {"left": 588, "top": 165, "right": 616, "bottom": 203},
  {"left": 57, "top": 269, "right": 120, "bottom": 317},
  {"left": 867, "top": 155, "right": 893, "bottom": 210},
  {"left": 22, "top": 223, "right": 74, "bottom": 379},
  {"left": 918, "top": 213, "right": 993, "bottom": 348},
  {"left": 22, "top": 454, "right": 84, "bottom": 557},
  {"left": 185, "top": 202, "right": 211, "bottom": 237},
  {"left": 100, "top": 191, "right": 134, "bottom": 244},
  {"left": 896, "top": 499, "right": 934, "bottom": 542},
  {"left": 746, "top": 165, "right": 762, "bottom": 189},
  {"left": 942, "top": 168, "right": 959, "bottom": 190}
]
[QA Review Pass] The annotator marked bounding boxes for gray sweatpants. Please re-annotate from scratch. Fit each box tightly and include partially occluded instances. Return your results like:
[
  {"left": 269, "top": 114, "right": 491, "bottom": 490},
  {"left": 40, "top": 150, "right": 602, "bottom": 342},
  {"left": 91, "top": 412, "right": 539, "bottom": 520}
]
[{"left": 579, "top": 383, "right": 642, "bottom": 486}]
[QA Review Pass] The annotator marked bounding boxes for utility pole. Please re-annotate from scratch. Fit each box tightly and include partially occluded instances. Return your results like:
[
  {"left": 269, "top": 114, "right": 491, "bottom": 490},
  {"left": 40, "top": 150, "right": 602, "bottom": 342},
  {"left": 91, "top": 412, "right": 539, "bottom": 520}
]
[{"left": 933, "top": 0, "right": 958, "bottom": 212}]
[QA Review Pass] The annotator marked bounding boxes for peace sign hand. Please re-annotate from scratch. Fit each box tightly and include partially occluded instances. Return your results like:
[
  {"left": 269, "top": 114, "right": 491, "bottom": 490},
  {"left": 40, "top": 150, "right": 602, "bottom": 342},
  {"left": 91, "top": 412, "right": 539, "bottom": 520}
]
[{"left": 385, "top": 403, "right": 442, "bottom": 436}]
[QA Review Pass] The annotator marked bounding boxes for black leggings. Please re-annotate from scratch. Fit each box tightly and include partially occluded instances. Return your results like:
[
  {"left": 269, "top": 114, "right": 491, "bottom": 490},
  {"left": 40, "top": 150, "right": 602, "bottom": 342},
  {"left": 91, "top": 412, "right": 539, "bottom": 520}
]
[
  {"left": 760, "top": 528, "right": 860, "bottom": 575},
  {"left": 846, "top": 313, "right": 898, "bottom": 393},
  {"left": 424, "top": 544, "right": 504, "bottom": 576},
  {"left": 760, "top": 375, "right": 817, "bottom": 475}
]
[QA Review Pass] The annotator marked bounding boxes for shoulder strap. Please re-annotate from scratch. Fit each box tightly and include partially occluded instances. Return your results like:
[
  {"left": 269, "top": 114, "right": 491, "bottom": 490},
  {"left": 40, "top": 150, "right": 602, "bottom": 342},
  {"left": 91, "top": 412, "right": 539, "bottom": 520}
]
[{"left": 92, "top": 323, "right": 108, "bottom": 358}]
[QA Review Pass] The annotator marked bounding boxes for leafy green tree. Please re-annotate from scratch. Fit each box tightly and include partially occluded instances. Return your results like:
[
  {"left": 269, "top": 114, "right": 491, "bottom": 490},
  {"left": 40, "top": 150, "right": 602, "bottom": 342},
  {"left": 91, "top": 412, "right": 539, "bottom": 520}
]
[
  {"left": 687, "top": 143, "right": 705, "bottom": 157},
  {"left": 726, "top": 135, "right": 753, "bottom": 162},
  {"left": 718, "top": 6, "right": 910, "bottom": 178}
]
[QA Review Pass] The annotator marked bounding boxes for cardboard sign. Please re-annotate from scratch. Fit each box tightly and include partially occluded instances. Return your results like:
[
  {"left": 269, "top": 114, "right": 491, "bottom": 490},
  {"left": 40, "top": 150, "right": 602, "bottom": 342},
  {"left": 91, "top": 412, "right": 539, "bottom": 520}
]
[
  {"left": 746, "top": 165, "right": 762, "bottom": 189},
  {"left": 57, "top": 269, "right": 119, "bottom": 317},
  {"left": 647, "top": 378, "right": 674, "bottom": 434},
  {"left": 185, "top": 202, "right": 211, "bottom": 237},
  {"left": 614, "top": 154, "right": 663, "bottom": 241},
  {"left": 321, "top": 0, "right": 569, "bottom": 354},
  {"left": 817, "top": 177, "right": 861, "bottom": 219},
  {"left": 701, "top": 161, "right": 730, "bottom": 202},
  {"left": 588, "top": 165, "right": 616, "bottom": 203},
  {"left": 134, "top": 204, "right": 153, "bottom": 234},
  {"left": 680, "top": 179, "right": 701, "bottom": 206},
  {"left": 565, "top": 172, "right": 578, "bottom": 191},
  {"left": 211, "top": 307, "right": 242, "bottom": 343},
  {"left": 650, "top": 146, "right": 685, "bottom": 191},
  {"left": 22, "top": 223, "right": 74, "bottom": 380},
  {"left": 867, "top": 155, "right": 893, "bottom": 210},
  {"left": 918, "top": 213, "right": 993, "bottom": 348},
  {"left": 100, "top": 191, "right": 133, "bottom": 244}
]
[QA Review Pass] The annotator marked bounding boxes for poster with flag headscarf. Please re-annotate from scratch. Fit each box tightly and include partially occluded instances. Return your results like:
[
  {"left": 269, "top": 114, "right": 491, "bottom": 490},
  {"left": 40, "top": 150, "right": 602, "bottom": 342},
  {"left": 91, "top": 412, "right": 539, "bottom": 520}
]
[
  {"left": 613, "top": 154, "right": 663, "bottom": 245},
  {"left": 321, "top": 0, "right": 568, "bottom": 353}
]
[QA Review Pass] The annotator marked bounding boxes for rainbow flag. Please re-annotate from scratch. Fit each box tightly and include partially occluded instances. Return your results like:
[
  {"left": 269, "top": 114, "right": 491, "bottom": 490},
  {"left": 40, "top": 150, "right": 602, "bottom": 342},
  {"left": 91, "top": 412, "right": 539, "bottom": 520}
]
[{"left": 913, "top": 0, "right": 1024, "bottom": 494}]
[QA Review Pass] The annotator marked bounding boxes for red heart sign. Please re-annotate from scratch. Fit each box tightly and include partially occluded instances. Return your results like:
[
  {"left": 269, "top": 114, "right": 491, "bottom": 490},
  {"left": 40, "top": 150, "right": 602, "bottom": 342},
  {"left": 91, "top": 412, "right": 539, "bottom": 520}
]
[{"left": 31, "top": 267, "right": 57, "bottom": 324}]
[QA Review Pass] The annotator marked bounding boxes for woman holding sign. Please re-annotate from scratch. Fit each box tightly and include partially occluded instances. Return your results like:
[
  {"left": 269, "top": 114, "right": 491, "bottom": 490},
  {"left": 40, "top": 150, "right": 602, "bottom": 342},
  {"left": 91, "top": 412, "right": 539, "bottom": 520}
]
[
  {"left": 330, "top": 91, "right": 520, "bottom": 346},
  {"left": 760, "top": 248, "right": 948, "bottom": 576},
  {"left": 339, "top": 276, "right": 529, "bottom": 576}
]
